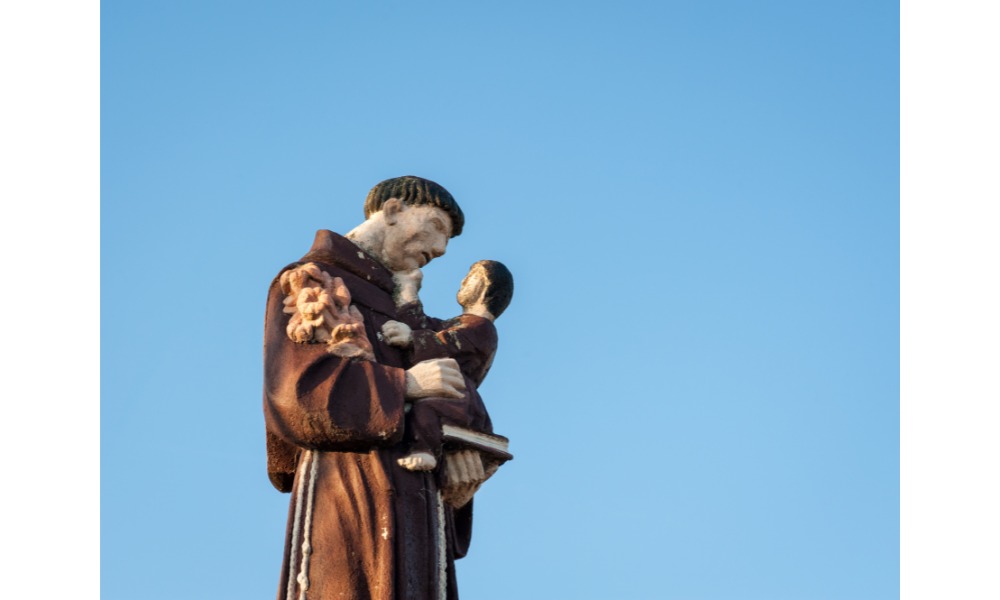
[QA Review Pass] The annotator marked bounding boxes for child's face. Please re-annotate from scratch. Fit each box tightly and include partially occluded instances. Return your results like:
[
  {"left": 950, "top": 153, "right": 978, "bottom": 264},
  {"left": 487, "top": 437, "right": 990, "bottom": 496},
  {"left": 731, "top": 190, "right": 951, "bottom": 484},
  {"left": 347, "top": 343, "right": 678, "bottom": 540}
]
[{"left": 456, "top": 270, "right": 486, "bottom": 308}]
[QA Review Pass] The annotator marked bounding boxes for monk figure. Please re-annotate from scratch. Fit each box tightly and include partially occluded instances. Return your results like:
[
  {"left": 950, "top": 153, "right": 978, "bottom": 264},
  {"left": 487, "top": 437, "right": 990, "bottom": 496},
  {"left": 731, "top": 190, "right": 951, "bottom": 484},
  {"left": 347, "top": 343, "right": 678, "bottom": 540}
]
[{"left": 263, "top": 176, "right": 500, "bottom": 600}]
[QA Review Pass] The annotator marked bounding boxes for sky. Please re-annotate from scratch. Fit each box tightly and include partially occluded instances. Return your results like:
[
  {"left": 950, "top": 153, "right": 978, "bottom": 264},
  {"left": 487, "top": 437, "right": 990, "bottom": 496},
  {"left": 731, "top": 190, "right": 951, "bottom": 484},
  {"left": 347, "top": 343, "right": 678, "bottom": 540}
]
[{"left": 101, "top": 2, "right": 899, "bottom": 599}]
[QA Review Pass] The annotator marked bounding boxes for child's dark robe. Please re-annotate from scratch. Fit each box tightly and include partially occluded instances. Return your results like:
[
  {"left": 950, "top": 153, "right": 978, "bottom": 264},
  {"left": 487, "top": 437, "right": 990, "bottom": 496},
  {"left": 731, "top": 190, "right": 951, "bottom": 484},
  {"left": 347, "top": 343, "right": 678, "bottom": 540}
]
[
  {"left": 263, "top": 230, "right": 476, "bottom": 600},
  {"left": 394, "top": 303, "right": 497, "bottom": 456}
]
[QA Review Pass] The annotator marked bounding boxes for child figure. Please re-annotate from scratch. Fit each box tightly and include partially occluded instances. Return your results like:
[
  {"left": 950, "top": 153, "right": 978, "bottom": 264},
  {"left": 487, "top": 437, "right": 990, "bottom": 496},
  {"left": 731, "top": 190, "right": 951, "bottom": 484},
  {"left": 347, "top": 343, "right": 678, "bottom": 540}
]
[{"left": 382, "top": 260, "right": 514, "bottom": 471}]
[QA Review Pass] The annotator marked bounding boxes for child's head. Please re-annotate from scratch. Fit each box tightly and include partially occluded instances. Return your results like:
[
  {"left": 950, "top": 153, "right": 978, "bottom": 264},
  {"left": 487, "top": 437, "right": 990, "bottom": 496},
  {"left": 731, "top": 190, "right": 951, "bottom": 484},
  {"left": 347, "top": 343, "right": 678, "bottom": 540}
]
[{"left": 457, "top": 260, "right": 514, "bottom": 320}]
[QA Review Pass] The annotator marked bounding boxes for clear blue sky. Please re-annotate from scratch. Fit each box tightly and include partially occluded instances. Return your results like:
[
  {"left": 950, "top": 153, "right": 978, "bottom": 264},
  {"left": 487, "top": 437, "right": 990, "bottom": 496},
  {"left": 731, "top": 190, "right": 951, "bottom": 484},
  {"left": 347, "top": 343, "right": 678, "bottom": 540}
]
[{"left": 102, "top": 2, "right": 899, "bottom": 598}]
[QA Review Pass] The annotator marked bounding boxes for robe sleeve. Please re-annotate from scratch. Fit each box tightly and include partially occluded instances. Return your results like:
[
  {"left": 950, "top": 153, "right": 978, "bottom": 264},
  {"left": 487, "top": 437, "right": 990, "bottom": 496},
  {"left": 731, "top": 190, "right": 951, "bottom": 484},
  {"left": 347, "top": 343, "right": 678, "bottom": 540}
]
[
  {"left": 449, "top": 499, "right": 475, "bottom": 560},
  {"left": 410, "top": 318, "right": 488, "bottom": 366},
  {"left": 263, "top": 277, "right": 408, "bottom": 453},
  {"left": 395, "top": 301, "right": 445, "bottom": 331}
]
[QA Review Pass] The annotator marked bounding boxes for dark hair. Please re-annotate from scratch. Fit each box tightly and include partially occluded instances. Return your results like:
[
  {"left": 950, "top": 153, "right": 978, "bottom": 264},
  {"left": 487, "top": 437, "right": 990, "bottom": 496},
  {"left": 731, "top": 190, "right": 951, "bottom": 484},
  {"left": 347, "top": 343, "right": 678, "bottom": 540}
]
[
  {"left": 364, "top": 176, "right": 464, "bottom": 237},
  {"left": 464, "top": 260, "right": 514, "bottom": 319}
]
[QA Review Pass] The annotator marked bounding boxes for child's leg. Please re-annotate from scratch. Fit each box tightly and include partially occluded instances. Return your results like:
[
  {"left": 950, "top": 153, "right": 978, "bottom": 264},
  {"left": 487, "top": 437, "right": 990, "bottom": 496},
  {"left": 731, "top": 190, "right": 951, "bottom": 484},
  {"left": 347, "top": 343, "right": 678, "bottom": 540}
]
[
  {"left": 397, "top": 398, "right": 473, "bottom": 471},
  {"left": 397, "top": 401, "right": 443, "bottom": 471}
]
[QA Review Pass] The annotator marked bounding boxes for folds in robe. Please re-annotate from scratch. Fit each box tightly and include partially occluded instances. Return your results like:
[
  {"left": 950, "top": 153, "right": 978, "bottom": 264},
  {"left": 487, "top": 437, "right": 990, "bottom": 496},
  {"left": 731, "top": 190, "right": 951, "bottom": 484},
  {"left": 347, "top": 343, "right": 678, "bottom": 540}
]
[{"left": 263, "top": 230, "right": 476, "bottom": 600}]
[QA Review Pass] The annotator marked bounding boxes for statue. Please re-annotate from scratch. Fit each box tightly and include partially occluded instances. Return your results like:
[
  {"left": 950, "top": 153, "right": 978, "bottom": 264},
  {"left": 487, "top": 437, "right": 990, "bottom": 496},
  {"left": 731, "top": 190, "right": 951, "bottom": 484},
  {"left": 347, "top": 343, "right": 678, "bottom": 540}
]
[{"left": 263, "top": 176, "right": 514, "bottom": 600}]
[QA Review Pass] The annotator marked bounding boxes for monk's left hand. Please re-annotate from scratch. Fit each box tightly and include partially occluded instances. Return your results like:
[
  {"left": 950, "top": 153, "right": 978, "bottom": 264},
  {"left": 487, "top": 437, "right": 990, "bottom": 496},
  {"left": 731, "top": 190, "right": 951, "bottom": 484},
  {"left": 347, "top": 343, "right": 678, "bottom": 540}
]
[{"left": 442, "top": 450, "right": 498, "bottom": 509}]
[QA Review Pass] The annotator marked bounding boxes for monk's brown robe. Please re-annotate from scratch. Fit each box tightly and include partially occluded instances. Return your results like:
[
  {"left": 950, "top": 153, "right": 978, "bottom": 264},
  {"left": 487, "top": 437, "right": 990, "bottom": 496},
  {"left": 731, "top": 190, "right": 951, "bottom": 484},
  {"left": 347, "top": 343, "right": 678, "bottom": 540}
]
[{"left": 264, "top": 230, "right": 475, "bottom": 600}]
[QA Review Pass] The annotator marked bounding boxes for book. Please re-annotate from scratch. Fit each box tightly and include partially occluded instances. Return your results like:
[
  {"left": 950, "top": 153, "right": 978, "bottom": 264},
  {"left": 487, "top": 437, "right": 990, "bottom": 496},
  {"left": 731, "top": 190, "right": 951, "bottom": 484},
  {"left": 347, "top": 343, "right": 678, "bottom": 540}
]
[{"left": 441, "top": 424, "right": 513, "bottom": 464}]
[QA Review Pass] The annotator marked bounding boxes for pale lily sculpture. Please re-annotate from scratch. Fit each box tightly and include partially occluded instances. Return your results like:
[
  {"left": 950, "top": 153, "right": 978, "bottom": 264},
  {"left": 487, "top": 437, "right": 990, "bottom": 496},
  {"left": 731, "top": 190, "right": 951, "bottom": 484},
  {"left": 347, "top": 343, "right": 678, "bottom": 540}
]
[{"left": 262, "top": 176, "right": 514, "bottom": 600}]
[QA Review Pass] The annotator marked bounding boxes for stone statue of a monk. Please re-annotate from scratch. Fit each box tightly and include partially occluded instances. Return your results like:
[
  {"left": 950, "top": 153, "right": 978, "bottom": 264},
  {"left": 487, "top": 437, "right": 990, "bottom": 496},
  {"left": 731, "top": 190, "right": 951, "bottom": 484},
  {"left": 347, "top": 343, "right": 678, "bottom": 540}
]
[{"left": 263, "top": 176, "right": 498, "bottom": 600}]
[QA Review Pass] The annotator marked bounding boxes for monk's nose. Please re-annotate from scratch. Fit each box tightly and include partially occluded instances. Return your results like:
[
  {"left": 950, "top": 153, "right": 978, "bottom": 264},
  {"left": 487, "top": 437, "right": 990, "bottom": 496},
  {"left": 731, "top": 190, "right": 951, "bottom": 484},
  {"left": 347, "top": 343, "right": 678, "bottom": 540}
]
[{"left": 431, "top": 239, "right": 447, "bottom": 258}]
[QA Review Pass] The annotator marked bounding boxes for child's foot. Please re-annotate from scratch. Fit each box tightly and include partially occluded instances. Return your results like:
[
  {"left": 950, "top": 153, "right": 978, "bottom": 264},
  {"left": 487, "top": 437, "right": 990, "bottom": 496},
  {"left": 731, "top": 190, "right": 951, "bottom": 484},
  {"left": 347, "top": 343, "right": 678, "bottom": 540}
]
[{"left": 397, "top": 452, "right": 437, "bottom": 471}]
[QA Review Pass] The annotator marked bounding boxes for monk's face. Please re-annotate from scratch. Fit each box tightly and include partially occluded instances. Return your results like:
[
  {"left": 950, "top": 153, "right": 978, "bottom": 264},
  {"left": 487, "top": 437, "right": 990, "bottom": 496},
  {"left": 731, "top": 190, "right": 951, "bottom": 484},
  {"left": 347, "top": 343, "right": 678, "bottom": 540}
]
[{"left": 380, "top": 200, "right": 453, "bottom": 272}]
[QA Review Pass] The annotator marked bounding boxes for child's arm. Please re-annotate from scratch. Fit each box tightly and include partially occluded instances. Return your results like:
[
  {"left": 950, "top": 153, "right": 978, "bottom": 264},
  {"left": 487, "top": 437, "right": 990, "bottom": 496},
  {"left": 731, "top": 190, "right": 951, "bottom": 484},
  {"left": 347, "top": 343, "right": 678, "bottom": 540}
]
[
  {"left": 411, "top": 317, "right": 492, "bottom": 366},
  {"left": 384, "top": 314, "right": 474, "bottom": 360},
  {"left": 382, "top": 300, "right": 444, "bottom": 348}
]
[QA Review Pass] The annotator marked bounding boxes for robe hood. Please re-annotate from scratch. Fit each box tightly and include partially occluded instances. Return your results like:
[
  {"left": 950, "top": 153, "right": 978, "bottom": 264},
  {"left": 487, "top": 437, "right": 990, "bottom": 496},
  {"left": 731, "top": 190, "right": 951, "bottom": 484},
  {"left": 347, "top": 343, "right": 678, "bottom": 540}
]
[{"left": 301, "top": 229, "right": 396, "bottom": 295}]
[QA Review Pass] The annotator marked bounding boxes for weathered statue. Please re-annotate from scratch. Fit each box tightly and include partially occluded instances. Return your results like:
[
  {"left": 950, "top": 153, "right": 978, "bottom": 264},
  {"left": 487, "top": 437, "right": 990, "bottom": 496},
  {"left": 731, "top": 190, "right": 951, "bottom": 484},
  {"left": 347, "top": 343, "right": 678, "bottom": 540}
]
[{"left": 263, "top": 176, "right": 513, "bottom": 600}]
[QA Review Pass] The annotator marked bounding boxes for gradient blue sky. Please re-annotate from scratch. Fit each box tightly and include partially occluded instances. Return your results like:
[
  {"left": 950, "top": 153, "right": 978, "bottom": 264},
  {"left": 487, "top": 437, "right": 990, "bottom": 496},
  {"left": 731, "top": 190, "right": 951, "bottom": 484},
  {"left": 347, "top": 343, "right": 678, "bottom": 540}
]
[{"left": 102, "top": 2, "right": 899, "bottom": 598}]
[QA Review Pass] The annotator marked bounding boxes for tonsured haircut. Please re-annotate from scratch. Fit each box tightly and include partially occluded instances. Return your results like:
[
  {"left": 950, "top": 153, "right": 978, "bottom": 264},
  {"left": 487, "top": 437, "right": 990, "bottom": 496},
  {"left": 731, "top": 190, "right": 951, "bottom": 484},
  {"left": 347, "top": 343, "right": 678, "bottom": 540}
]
[{"left": 364, "top": 176, "right": 464, "bottom": 237}]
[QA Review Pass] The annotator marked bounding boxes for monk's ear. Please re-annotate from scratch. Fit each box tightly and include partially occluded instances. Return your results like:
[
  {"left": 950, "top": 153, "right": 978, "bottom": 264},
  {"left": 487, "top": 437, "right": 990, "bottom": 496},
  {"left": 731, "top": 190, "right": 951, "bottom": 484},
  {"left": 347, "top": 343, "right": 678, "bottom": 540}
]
[{"left": 383, "top": 198, "right": 404, "bottom": 225}]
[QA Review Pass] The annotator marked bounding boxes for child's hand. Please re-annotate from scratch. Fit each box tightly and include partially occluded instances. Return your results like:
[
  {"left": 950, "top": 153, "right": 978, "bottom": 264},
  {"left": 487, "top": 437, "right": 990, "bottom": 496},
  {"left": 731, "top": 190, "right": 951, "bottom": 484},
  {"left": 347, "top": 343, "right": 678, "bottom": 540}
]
[{"left": 382, "top": 320, "right": 413, "bottom": 347}]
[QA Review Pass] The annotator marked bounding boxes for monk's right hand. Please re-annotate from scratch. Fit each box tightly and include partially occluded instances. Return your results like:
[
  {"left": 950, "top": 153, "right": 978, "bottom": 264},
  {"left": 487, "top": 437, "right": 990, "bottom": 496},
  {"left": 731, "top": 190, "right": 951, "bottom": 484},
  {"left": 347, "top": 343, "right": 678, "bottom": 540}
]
[{"left": 404, "top": 358, "right": 466, "bottom": 399}]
